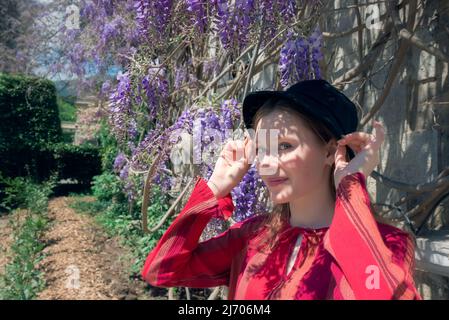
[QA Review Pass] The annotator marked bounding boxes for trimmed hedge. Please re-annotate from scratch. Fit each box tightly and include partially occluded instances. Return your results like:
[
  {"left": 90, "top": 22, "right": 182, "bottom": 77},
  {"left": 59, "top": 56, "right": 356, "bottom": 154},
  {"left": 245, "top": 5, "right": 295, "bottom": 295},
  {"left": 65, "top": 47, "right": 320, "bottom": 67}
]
[
  {"left": 0, "top": 73, "right": 101, "bottom": 187},
  {"left": 0, "top": 73, "right": 62, "bottom": 149},
  {"left": 52, "top": 143, "right": 102, "bottom": 185},
  {"left": 0, "top": 73, "right": 63, "bottom": 180},
  {"left": 0, "top": 143, "right": 102, "bottom": 185}
]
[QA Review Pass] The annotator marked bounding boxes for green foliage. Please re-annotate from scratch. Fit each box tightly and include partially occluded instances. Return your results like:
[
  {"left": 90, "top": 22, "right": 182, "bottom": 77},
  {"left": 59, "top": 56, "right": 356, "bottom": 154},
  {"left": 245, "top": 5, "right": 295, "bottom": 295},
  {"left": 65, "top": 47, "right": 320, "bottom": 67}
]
[
  {"left": 52, "top": 143, "right": 102, "bottom": 185},
  {"left": 61, "top": 131, "right": 75, "bottom": 144},
  {"left": 0, "top": 73, "right": 63, "bottom": 151},
  {"left": 0, "top": 213, "right": 49, "bottom": 299},
  {"left": 0, "top": 143, "right": 101, "bottom": 208},
  {"left": 0, "top": 73, "right": 100, "bottom": 187},
  {"left": 95, "top": 119, "right": 119, "bottom": 172},
  {"left": 0, "top": 174, "right": 57, "bottom": 213},
  {"left": 91, "top": 172, "right": 126, "bottom": 203},
  {"left": 57, "top": 97, "right": 77, "bottom": 122},
  {"left": 0, "top": 177, "right": 54, "bottom": 300},
  {"left": 68, "top": 197, "right": 109, "bottom": 216},
  {"left": 0, "top": 73, "right": 64, "bottom": 184},
  {"left": 131, "top": 191, "right": 172, "bottom": 274}
]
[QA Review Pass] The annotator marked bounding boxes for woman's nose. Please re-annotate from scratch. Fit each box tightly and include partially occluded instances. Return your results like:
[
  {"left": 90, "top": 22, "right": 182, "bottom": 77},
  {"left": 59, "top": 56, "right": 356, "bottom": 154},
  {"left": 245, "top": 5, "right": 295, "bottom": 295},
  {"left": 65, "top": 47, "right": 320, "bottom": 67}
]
[{"left": 257, "top": 153, "right": 279, "bottom": 175}]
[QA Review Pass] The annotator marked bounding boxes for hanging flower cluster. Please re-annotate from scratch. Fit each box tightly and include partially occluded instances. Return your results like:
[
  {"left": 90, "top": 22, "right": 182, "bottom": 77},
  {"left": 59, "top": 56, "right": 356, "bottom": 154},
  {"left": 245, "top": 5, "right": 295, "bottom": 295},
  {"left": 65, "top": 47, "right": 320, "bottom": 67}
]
[
  {"left": 185, "top": 0, "right": 208, "bottom": 33},
  {"left": 140, "top": 67, "right": 169, "bottom": 122},
  {"left": 279, "top": 25, "right": 324, "bottom": 89},
  {"left": 134, "top": 0, "right": 173, "bottom": 40},
  {"left": 108, "top": 72, "right": 138, "bottom": 146}
]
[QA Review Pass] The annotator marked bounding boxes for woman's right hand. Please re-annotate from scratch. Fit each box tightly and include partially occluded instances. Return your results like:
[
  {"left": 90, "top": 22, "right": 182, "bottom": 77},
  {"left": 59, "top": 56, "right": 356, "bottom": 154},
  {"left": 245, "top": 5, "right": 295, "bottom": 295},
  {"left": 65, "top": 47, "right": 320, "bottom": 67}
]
[{"left": 207, "top": 137, "right": 255, "bottom": 199}]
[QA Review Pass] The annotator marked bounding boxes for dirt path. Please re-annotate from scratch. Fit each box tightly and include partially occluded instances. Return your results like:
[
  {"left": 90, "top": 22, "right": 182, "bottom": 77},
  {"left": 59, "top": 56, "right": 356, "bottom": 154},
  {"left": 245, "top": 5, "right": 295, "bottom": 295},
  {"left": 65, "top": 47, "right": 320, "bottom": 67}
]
[
  {"left": 0, "top": 214, "right": 14, "bottom": 275},
  {"left": 36, "top": 197, "right": 149, "bottom": 300}
]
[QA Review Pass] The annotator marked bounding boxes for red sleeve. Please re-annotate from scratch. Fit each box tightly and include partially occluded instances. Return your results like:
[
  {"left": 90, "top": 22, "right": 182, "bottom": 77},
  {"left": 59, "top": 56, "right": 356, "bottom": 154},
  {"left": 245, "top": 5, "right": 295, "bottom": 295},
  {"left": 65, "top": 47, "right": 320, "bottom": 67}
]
[
  {"left": 324, "top": 171, "right": 422, "bottom": 300},
  {"left": 140, "top": 175, "right": 256, "bottom": 288}
]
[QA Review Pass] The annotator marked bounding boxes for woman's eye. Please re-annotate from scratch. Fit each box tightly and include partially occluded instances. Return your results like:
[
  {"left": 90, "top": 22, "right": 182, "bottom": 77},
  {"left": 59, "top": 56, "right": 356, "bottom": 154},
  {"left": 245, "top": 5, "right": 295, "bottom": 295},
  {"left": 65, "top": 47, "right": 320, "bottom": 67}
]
[
  {"left": 256, "top": 143, "right": 291, "bottom": 154},
  {"left": 279, "top": 142, "right": 292, "bottom": 150}
]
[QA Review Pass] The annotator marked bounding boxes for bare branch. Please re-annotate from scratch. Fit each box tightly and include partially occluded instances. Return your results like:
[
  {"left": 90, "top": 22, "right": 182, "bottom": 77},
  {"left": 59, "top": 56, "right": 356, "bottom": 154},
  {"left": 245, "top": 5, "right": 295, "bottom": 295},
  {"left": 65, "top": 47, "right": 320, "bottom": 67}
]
[
  {"left": 398, "top": 28, "right": 449, "bottom": 63},
  {"left": 332, "top": 21, "right": 394, "bottom": 89},
  {"left": 148, "top": 176, "right": 195, "bottom": 234}
]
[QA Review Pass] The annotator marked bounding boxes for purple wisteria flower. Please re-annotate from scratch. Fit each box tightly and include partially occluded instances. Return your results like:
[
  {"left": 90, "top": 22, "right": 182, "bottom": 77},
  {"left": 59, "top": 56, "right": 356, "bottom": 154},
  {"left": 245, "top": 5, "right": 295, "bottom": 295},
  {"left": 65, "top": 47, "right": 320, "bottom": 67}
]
[
  {"left": 202, "top": 59, "right": 219, "bottom": 78},
  {"left": 69, "top": 43, "right": 85, "bottom": 76},
  {"left": 185, "top": 99, "right": 266, "bottom": 224},
  {"left": 279, "top": 25, "right": 324, "bottom": 88},
  {"left": 102, "top": 0, "right": 114, "bottom": 16},
  {"left": 100, "top": 80, "right": 112, "bottom": 98},
  {"left": 134, "top": 0, "right": 151, "bottom": 37},
  {"left": 186, "top": 0, "right": 207, "bottom": 33},
  {"left": 231, "top": 165, "right": 262, "bottom": 222},
  {"left": 309, "top": 25, "right": 324, "bottom": 80},
  {"left": 220, "top": 98, "right": 240, "bottom": 131},
  {"left": 101, "top": 16, "right": 124, "bottom": 45},
  {"left": 258, "top": 0, "right": 297, "bottom": 48},
  {"left": 80, "top": 1, "right": 96, "bottom": 19},
  {"left": 65, "top": 0, "right": 140, "bottom": 88},
  {"left": 108, "top": 72, "right": 138, "bottom": 145},
  {"left": 212, "top": 0, "right": 256, "bottom": 51},
  {"left": 134, "top": 0, "right": 173, "bottom": 39},
  {"left": 141, "top": 67, "right": 169, "bottom": 121},
  {"left": 174, "top": 67, "right": 188, "bottom": 90},
  {"left": 113, "top": 152, "right": 128, "bottom": 173},
  {"left": 211, "top": 0, "right": 299, "bottom": 53}
]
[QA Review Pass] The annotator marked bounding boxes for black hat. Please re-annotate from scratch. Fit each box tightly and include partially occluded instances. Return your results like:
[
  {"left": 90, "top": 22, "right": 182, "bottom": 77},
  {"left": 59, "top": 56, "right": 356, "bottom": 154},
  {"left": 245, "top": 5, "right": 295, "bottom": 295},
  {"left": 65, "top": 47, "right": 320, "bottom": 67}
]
[{"left": 242, "top": 79, "right": 359, "bottom": 159}]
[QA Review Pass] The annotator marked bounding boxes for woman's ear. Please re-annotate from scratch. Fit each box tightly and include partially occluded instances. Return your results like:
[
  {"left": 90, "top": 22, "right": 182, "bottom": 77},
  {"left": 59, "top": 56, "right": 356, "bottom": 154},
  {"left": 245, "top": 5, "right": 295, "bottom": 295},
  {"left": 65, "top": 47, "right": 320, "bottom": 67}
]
[{"left": 324, "top": 139, "right": 338, "bottom": 166}]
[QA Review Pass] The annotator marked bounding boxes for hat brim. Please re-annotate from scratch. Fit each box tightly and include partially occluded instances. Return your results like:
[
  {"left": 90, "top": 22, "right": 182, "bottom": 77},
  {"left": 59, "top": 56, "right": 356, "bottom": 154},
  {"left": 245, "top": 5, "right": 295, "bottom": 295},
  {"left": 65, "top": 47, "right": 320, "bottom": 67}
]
[
  {"left": 242, "top": 90, "right": 356, "bottom": 160},
  {"left": 242, "top": 91, "right": 287, "bottom": 129}
]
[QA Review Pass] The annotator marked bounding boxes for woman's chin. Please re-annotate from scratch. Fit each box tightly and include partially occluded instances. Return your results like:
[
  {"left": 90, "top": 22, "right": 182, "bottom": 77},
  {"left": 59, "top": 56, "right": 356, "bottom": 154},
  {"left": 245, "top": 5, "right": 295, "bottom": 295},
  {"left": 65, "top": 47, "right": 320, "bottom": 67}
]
[{"left": 270, "top": 190, "right": 291, "bottom": 204}]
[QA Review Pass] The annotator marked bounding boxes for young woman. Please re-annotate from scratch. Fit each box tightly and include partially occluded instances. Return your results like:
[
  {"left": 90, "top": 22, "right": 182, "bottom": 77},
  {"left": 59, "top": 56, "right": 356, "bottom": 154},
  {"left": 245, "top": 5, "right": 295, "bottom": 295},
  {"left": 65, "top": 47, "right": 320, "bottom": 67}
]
[{"left": 141, "top": 79, "right": 422, "bottom": 300}]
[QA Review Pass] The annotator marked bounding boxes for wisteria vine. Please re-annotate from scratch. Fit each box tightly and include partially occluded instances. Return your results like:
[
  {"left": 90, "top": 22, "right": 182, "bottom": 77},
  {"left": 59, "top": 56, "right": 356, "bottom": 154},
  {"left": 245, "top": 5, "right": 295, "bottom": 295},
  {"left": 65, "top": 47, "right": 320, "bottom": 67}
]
[{"left": 65, "top": 0, "right": 325, "bottom": 237}]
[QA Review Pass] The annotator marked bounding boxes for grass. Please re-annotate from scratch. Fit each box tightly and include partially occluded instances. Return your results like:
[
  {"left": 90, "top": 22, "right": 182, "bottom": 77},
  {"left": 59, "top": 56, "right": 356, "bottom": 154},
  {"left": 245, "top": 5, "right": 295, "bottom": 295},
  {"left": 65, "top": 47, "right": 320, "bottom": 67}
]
[
  {"left": 0, "top": 177, "right": 55, "bottom": 300},
  {"left": 0, "top": 210, "right": 49, "bottom": 299}
]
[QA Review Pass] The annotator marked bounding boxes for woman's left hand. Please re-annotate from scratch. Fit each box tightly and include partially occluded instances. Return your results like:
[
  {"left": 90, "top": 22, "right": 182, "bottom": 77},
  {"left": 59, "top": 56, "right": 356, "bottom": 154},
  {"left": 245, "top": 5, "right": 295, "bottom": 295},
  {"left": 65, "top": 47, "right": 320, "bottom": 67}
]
[{"left": 333, "top": 119, "right": 385, "bottom": 190}]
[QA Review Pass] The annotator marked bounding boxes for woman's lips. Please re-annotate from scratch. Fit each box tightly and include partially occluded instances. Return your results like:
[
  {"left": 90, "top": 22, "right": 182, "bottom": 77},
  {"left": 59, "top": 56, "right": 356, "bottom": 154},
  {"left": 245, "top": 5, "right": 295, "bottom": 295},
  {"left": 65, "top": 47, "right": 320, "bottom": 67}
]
[{"left": 266, "top": 178, "right": 288, "bottom": 187}]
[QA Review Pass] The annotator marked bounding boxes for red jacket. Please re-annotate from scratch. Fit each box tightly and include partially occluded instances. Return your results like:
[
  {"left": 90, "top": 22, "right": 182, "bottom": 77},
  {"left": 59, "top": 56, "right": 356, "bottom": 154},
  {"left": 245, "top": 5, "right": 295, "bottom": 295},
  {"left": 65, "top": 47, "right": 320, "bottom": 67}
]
[{"left": 141, "top": 171, "right": 422, "bottom": 300}]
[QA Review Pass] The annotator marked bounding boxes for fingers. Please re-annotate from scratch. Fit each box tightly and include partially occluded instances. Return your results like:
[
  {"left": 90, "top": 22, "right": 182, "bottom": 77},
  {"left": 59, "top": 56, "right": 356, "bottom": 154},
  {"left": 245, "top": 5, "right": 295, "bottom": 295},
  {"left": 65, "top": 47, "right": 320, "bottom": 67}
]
[
  {"left": 338, "top": 140, "right": 364, "bottom": 153},
  {"left": 224, "top": 139, "right": 246, "bottom": 162},
  {"left": 338, "top": 132, "right": 372, "bottom": 144},
  {"left": 244, "top": 137, "right": 256, "bottom": 164},
  {"left": 334, "top": 143, "right": 348, "bottom": 169},
  {"left": 222, "top": 137, "right": 256, "bottom": 164},
  {"left": 337, "top": 120, "right": 385, "bottom": 151},
  {"left": 371, "top": 119, "right": 385, "bottom": 148}
]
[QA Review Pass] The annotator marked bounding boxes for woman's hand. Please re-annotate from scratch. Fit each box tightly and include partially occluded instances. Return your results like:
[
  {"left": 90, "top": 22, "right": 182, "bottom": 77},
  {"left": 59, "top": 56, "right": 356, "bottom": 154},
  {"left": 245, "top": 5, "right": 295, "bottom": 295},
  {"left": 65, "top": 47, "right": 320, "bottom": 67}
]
[
  {"left": 333, "top": 120, "right": 385, "bottom": 190},
  {"left": 207, "top": 136, "right": 255, "bottom": 199}
]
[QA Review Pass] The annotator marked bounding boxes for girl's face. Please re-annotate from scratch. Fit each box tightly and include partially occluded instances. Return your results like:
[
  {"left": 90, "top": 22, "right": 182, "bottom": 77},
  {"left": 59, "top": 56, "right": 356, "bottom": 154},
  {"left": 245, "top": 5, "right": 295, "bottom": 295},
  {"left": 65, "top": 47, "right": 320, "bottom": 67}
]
[{"left": 254, "top": 108, "right": 336, "bottom": 204}]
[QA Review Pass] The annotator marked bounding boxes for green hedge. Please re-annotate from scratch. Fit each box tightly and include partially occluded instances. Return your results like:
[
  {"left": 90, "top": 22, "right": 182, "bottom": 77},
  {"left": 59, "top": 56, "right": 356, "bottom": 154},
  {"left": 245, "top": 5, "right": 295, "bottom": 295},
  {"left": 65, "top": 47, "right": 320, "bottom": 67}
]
[
  {"left": 52, "top": 143, "right": 102, "bottom": 185},
  {"left": 0, "top": 73, "right": 101, "bottom": 188},
  {"left": 0, "top": 73, "right": 62, "bottom": 150},
  {"left": 0, "top": 73, "right": 63, "bottom": 180},
  {"left": 1, "top": 143, "right": 101, "bottom": 184},
  {"left": 0, "top": 143, "right": 102, "bottom": 211}
]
